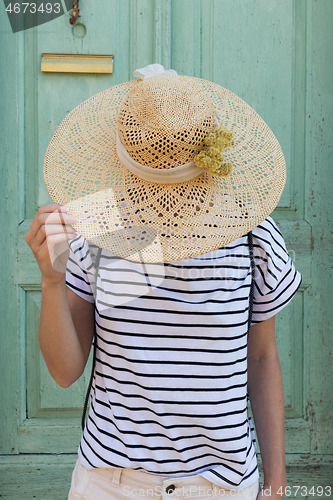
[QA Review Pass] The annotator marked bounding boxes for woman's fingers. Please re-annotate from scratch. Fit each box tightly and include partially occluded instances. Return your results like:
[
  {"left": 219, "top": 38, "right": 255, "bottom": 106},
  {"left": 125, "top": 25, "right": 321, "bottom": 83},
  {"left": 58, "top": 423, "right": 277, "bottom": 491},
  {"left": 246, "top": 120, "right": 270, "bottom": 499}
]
[
  {"left": 37, "top": 222, "right": 76, "bottom": 241},
  {"left": 37, "top": 232, "right": 76, "bottom": 258},
  {"left": 25, "top": 204, "right": 79, "bottom": 281},
  {"left": 43, "top": 231, "right": 77, "bottom": 246},
  {"left": 27, "top": 208, "right": 76, "bottom": 244},
  {"left": 36, "top": 203, "right": 64, "bottom": 214},
  {"left": 41, "top": 211, "right": 76, "bottom": 225},
  {"left": 33, "top": 225, "right": 76, "bottom": 249},
  {"left": 37, "top": 235, "right": 75, "bottom": 274}
]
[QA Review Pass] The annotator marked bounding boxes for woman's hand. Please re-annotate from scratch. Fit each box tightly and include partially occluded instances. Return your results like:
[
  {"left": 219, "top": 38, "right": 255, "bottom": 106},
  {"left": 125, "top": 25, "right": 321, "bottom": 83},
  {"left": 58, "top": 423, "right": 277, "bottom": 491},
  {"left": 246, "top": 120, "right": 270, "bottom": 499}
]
[{"left": 25, "top": 203, "right": 77, "bottom": 285}]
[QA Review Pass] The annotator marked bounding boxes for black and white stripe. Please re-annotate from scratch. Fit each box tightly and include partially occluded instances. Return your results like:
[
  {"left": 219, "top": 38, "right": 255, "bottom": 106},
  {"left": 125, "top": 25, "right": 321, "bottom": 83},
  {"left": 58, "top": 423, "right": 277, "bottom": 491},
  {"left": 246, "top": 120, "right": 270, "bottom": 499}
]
[{"left": 66, "top": 216, "right": 301, "bottom": 490}]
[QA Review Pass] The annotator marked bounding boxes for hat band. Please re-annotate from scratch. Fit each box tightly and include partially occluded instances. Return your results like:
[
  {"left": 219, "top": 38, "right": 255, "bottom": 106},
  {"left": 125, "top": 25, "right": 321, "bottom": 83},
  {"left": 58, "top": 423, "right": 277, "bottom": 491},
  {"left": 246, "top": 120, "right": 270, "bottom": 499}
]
[{"left": 116, "top": 133, "right": 205, "bottom": 184}]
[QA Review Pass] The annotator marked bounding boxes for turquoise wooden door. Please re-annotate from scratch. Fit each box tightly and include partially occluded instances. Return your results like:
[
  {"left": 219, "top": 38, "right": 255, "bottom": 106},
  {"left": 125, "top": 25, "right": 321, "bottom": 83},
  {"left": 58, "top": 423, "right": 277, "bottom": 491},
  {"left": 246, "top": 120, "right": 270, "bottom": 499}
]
[{"left": 1, "top": 1, "right": 332, "bottom": 498}]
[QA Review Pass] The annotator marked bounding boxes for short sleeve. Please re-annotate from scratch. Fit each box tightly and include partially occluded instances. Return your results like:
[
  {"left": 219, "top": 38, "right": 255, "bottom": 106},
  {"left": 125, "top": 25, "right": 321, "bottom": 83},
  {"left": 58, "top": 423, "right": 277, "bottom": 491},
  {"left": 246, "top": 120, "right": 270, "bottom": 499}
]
[
  {"left": 66, "top": 235, "right": 95, "bottom": 303},
  {"left": 251, "top": 217, "right": 302, "bottom": 324}
]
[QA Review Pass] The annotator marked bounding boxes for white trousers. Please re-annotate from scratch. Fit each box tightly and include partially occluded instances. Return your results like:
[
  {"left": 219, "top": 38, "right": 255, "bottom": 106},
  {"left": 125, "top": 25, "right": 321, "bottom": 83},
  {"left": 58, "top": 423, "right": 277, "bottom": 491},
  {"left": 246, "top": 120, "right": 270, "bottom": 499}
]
[{"left": 68, "top": 459, "right": 261, "bottom": 500}]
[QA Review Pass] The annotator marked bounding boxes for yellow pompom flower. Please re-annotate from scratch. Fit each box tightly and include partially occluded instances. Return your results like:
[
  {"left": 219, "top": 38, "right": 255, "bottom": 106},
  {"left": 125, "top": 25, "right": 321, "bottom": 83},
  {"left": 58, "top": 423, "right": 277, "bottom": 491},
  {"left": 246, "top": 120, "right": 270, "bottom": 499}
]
[{"left": 194, "top": 126, "right": 234, "bottom": 177}]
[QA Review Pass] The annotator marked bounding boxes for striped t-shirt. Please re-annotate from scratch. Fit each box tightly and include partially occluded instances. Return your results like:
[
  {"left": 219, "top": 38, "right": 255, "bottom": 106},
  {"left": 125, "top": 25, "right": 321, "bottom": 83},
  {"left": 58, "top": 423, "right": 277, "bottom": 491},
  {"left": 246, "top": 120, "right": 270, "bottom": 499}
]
[{"left": 66, "top": 216, "right": 301, "bottom": 490}]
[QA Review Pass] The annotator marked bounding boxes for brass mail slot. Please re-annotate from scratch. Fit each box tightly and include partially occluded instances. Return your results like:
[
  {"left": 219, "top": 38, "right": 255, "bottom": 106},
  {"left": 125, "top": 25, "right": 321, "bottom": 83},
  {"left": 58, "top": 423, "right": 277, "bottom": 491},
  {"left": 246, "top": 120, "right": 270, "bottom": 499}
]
[{"left": 41, "top": 54, "right": 114, "bottom": 73}]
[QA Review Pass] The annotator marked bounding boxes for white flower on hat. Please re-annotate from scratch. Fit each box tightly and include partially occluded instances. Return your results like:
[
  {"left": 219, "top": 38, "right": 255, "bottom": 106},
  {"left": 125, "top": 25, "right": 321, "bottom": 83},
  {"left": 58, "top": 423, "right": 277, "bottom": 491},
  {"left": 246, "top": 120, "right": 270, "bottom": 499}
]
[{"left": 133, "top": 64, "right": 178, "bottom": 80}]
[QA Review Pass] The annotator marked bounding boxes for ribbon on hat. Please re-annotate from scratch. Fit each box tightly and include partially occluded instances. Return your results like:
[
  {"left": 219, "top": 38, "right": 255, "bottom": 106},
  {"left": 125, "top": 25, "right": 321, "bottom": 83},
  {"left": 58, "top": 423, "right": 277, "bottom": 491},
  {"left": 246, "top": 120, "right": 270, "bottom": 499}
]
[
  {"left": 133, "top": 64, "right": 178, "bottom": 80},
  {"left": 116, "top": 132, "right": 205, "bottom": 184}
]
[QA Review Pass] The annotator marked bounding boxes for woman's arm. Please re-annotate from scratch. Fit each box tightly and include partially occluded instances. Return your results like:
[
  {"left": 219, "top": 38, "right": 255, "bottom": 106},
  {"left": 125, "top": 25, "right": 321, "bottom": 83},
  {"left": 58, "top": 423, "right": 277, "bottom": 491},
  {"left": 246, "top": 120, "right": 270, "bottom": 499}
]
[
  {"left": 247, "top": 316, "right": 287, "bottom": 499},
  {"left": 39, "top": 282, "right": 94, "bottom": 387},
  {"left": 26, "top": 204, "right": 95, "bottom": 387}
]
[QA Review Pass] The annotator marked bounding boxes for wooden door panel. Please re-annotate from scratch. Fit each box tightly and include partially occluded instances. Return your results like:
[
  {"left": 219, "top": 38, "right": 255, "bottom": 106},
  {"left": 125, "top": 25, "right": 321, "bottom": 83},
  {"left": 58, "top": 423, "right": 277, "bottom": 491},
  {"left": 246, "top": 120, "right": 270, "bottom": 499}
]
[{"left": 25, "top": 291, "right": 91, "bottom": 418}]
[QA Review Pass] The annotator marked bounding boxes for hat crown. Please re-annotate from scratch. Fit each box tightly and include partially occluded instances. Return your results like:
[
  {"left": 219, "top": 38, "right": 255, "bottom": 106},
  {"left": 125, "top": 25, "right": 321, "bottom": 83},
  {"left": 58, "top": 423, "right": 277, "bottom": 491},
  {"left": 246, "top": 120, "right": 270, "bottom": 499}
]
[{"left": 117, "top": 75, "right": 216, "bottom": 169}]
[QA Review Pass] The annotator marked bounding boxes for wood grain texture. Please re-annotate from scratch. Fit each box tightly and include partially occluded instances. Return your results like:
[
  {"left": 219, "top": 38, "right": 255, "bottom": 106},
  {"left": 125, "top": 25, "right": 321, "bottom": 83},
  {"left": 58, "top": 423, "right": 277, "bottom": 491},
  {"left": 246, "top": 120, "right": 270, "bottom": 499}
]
[
  {"left": 0, "top": 10, "right": 23, "bottom": 456},
  {"left": 303, "top": 0, "right": 333, "bottom": 456}
]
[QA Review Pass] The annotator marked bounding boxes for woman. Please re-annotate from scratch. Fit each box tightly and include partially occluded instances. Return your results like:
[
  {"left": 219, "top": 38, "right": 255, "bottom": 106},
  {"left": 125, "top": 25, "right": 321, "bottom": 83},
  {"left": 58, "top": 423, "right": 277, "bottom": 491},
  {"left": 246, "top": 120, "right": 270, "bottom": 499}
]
[{"left": 26, "top": 65, "right": 301, "bottom": 499}]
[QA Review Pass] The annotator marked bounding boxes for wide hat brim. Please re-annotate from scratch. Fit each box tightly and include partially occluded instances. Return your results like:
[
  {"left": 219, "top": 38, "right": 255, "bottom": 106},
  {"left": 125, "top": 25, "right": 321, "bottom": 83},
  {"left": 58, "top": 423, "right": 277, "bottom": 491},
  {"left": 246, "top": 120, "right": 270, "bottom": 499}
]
[{"left": 43, "top": 76, "right": 286, "bottom": 263}]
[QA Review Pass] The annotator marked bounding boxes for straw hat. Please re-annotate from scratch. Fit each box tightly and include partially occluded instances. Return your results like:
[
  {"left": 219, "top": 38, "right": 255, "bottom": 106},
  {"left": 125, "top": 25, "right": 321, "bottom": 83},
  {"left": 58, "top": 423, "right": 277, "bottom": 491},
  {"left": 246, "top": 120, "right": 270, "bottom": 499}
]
[{"left": 43, "top": 64, "right": 286, "bottom": 262}]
